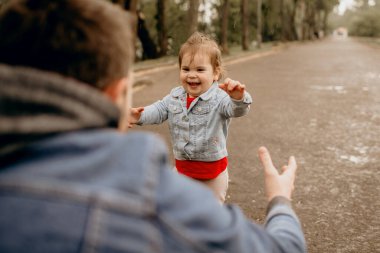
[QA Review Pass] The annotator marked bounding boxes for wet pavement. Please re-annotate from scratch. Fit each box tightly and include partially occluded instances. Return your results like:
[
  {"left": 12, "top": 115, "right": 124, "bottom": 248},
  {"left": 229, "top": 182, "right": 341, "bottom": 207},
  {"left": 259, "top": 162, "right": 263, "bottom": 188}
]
[{"left": 131, "top": 37, "right": 380, "bottom": 253}]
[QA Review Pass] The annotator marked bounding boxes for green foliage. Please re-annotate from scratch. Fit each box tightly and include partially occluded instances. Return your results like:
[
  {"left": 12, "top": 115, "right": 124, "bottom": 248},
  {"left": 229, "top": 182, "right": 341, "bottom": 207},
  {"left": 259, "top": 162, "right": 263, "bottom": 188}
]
[
  {"left": 134, "top": 0, "right": 341, "bottom": 57},
  {"left": 262, "top": 0, "right": 282, "bottom": 41},
  {"left": 350, "top": 5, "right": 380, "bottom": 36},
  {"left": 140, "top": 0, "right": 189, "bottom": 55},
  {"left": 331, "top": 2, "right": 380, "bottom": 37},
  {"left": 0, "top": 0, "right": 10, "bottom": 8},
  {"left": 211, "top": 0, "right": 257, "bottom": 47}
]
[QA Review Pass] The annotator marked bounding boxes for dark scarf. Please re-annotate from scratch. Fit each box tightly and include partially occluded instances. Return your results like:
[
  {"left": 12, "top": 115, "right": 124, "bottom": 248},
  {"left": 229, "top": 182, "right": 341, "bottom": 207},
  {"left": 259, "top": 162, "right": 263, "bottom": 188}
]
[{"left": 0, "top": 64, "right": 120, "bottom": 158}]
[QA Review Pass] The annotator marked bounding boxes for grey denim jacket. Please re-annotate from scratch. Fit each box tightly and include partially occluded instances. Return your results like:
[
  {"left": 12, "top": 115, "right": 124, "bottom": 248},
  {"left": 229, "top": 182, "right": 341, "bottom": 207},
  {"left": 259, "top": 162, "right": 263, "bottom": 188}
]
[{"left": 138, "top": 82, "right": 252, "bottom": 161}]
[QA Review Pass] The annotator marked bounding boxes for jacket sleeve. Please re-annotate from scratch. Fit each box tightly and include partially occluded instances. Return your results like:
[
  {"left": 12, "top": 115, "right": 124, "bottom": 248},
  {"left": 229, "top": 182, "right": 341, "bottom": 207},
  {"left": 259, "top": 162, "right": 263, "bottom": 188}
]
[
  {"left": 156, "top": 168, "right": 306, "bottom": 253},
  {"left": 138, "top": 94, "right": 171, "bottom": 125},
  {"left": 264, "top": 196, "right": 307, "bottom": 253},
  {"left": 218, "top": 91, "right": 253, "bottom": 118}
]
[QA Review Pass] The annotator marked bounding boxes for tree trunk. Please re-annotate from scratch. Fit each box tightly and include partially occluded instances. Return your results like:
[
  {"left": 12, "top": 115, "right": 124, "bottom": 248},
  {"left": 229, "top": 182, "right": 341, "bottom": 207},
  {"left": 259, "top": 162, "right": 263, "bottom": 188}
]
[
  {"left": 112, "top": 0, "right": 125, "bottom": 6},
  {"left": 220, "top": 0, "right": 229, "bottom": 55},
  {"left": 280, "top": 0, "right": 287, "bottom": 41},
  {"left": 188, "top": 0, "right": 200, "bottom": 36},
  {"left": 137, "top": 11, "right": 158, "bottom": 59},
  {"left": 241, "top": 0, "right": 249, "bottom": 50},
  {"left": 257, "top": 0, "right": 262, "bottom": 48},
  {"left": 156, "top": 0, "right": 168, "bottom": 56},
  {"left": 291, "top": 0, "right": 300, "bottom": 40}
]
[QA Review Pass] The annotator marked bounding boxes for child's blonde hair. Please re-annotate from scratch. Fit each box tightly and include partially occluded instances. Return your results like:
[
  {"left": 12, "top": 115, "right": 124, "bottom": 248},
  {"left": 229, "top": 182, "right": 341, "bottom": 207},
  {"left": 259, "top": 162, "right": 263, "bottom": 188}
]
[{"left": 178, "top": 32, "right": 225, "bottom": 81}]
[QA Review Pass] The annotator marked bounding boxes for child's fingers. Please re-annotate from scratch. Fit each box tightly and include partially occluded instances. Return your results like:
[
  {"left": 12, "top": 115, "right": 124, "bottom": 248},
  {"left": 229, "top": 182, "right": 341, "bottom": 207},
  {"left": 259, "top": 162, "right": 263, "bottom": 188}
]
[
  {"left": 238, "top": 84, "right": 246, "bottom": 92},
  {"left": 218, "top": 82, "right": 228, "bottom": 91},
  {"left": 227, "top": 80, "right": 240, "bottom": 92},
  {"left": 136, "top": 107, "right": 144, "bottom": 112},
  {"left": 132, "top": 107, "right": 144, "bottom": 114}
]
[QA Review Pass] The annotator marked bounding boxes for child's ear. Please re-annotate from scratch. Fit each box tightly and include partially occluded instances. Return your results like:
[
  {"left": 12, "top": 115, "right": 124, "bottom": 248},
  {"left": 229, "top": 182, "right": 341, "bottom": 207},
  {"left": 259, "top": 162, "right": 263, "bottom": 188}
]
[{"left": 213, "top": 67, "right": 221, "bottom": 81}]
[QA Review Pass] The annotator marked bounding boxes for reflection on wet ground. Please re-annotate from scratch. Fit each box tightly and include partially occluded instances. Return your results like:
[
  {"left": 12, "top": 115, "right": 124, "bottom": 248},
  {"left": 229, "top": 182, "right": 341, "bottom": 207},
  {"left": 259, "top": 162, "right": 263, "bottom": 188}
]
[
  {"left": 311, "top": 85, "right": 346, "bottom": 93},
  {"left": 326, "top": 145, "right": 373, "bottom": 165}
]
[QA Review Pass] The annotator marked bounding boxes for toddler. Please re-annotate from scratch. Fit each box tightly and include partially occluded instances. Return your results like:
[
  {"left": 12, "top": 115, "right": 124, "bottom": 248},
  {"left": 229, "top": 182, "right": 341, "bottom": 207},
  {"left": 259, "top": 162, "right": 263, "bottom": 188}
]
[{"left": 130, "top": 32, "right": 252, "bottom": 202}]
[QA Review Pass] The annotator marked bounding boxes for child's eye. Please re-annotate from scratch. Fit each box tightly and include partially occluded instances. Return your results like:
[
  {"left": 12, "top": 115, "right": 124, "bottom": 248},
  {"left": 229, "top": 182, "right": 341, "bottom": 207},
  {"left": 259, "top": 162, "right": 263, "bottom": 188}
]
[
  {"left": 181, "top": 67, "right": 189, "bottom": 71},
  {"left": 197, "top": 68, "right": 205, "bottom": 72}
]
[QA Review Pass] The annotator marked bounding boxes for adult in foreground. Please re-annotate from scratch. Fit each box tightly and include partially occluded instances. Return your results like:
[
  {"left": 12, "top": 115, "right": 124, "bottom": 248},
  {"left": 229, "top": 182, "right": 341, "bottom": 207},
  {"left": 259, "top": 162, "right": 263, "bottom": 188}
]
[{"left": 0, "top": 0, "right": 306, "bottom": 252}]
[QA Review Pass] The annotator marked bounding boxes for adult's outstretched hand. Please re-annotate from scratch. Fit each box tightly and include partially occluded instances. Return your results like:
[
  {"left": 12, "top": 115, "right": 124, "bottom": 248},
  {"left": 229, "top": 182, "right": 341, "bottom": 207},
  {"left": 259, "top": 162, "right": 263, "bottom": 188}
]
[{"left": 258, "top": 147, "right": 297, "bottom": 202}]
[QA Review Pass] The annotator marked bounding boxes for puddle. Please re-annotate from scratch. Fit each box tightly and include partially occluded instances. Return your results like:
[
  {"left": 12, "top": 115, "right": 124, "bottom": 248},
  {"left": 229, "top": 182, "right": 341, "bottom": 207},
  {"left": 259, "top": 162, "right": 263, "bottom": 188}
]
[
  {"left": 311, "top": 85, "right": 347, "bottom": 94},
  {"left": 353, "top": 146, "right": 369, "bottom": 155},
  {"left": 309, "top": 118, "right": 317, "bottom": 127},
  {"left": 365, "top": 72, "right": 380, "bottom": 80},
  {"left": 339, "top": 155, "right": 369, "bottom": 164},
  {"left": 327, "top": 145, "right": 370, "bottom": 165}
]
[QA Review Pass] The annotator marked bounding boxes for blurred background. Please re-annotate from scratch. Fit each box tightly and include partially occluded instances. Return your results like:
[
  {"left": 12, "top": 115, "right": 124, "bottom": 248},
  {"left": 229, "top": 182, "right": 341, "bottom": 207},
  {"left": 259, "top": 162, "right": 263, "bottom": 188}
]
[{"left": 1, "top": 0, "right": 378, "bottom": 61}]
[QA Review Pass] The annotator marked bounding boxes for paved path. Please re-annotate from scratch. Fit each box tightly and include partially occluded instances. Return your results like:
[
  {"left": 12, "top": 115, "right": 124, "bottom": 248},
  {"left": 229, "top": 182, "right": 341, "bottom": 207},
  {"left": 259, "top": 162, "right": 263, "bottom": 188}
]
[{"left": 131, "top": 37, "right": 380, "bottom": 253}]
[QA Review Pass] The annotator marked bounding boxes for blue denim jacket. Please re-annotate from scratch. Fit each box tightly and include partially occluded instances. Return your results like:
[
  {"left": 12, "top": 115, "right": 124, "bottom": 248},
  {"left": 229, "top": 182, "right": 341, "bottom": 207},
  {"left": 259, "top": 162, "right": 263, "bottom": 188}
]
[
  {"left": 138, "top": 82, "right": 252, "bottom": 161},
  {"left": 0, "top": 131, "right": 306, "bottom": 253}
]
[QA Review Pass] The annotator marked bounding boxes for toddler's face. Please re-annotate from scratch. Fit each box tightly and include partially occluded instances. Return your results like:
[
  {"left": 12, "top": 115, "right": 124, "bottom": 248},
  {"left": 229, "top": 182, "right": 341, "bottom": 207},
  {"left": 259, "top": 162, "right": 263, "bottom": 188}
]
[{"left": 180, "top": 53, "right": 219, "bottom": 98}]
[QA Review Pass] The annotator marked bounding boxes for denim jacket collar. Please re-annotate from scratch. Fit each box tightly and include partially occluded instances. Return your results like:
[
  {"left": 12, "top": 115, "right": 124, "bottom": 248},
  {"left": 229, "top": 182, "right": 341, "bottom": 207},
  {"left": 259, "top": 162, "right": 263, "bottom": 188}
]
[
  {"left": 199, "top": 81, "right": 218, "bottom": 101},
  {"left": 171, "top": 81, "right": 218, "bottom": 101}
]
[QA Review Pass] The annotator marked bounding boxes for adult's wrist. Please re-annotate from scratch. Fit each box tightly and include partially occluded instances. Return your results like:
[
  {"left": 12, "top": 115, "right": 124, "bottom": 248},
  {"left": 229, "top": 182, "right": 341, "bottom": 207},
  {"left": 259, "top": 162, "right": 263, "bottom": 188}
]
[{"left": 266, "top": 196, "right": 292, "bottom": 215}]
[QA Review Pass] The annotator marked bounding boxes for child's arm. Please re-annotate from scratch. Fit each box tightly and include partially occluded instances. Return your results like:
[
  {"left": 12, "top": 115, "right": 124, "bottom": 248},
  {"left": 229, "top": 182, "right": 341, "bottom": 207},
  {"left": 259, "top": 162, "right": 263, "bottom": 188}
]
[
  {"left": 130, "top": 94, "right": 172, "bottom": 127},
  {"left": 218, "top": 78, "right": 246, "bottom": 100},
  {"left": 128, "top": 107, "right": 144, "bottom": 128},
  {"left": 218, "top": 78, "right": 252, "bottom": 117}
]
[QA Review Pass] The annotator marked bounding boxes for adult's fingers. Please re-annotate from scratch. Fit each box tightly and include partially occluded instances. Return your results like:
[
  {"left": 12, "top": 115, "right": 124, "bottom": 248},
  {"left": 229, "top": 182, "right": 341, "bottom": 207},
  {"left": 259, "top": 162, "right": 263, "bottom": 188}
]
[
  {"left": 282, "top": 156, "right": 297, "bottom": 180},
  {"left": 287, "top": 156, "right": 297, "bottom": 173},
  {"left": 258, "top": 146, "right": 277, "bottom": 175}
]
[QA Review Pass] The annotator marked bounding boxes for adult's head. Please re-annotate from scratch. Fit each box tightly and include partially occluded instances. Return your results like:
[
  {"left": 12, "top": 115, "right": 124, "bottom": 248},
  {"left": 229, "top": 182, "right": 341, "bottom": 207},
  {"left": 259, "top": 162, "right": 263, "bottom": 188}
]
[{"left": 0, "top": 0, "right": 133, "bottom": 90}]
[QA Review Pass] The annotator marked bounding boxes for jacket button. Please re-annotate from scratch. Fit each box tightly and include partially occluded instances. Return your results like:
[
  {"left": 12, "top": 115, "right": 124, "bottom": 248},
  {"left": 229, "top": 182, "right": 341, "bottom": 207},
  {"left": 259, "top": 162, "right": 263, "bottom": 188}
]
[{"left": 182, "top": 116, "right": 189, "bottom": 122}]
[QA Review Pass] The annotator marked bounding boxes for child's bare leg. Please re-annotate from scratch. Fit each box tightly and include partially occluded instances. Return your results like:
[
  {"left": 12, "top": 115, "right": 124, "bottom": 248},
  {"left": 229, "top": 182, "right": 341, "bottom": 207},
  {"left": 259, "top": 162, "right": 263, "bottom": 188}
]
[{"left": 199, "top": 169, "right": 229, "bottom": 203}]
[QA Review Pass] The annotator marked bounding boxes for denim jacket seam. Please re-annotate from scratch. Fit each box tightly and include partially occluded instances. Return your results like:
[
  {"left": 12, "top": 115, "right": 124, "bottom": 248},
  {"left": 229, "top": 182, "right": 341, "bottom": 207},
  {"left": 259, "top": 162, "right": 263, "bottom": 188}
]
[
  {"left": 0, "top": 179, "right": 152, "bottom": 214},
  {"left": 157, "top": 212, "right": 210, "bottom": 253}
]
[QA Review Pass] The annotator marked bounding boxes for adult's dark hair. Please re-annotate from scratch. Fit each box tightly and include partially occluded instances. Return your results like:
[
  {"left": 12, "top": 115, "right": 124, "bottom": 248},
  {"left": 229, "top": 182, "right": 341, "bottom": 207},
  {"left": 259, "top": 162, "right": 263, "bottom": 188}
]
[{"left": 0, "top": 0, "right": 133, "bottom": 89}]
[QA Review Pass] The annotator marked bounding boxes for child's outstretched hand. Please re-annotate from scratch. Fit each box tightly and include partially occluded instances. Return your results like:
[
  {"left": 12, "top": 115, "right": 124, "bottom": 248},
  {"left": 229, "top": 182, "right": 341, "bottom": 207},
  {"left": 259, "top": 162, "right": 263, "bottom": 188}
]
[
  {"left": 128, "top": 107, "right": 144, "bottom": 128},
  {"left": 218, "top": 78, "right": 246, "bottom": 100}
]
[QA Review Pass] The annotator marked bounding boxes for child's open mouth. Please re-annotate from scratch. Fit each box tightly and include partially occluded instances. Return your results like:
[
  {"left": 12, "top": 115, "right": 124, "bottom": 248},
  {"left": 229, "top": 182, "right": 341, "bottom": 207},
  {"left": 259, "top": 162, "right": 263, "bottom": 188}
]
[{"left": 187, "top": 81, "right": 200, "bottom": 87}]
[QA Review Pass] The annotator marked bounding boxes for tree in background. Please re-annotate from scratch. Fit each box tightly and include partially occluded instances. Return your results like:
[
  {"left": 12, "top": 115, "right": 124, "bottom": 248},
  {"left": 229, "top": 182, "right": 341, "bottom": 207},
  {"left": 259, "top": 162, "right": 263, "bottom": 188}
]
[
  {"left": 241, "top": 0, "right": 250, "bottom": 50},
  {"left": 137, "top": 11, "right": 158, "bottom": 59},
  {"left": 257, "top": 0, "right": 262, "bottom": 48},
  {"left": 188, "top": 0, "right": 200, "bottom": 36},
  {"left": 110, "top": 0, "right": 341, "bottom": 60},
  {"left": 156, "top": 0, "right": 168, "bottom": 56},
  {"left": 349, "top": 1, "right": 380, "bottom": 36},
  {"left": 330, "top": 0, "right": 380, "bottom": 37},
  {"left": 220, "top": 0, "right": 230, "bottom": 54}
]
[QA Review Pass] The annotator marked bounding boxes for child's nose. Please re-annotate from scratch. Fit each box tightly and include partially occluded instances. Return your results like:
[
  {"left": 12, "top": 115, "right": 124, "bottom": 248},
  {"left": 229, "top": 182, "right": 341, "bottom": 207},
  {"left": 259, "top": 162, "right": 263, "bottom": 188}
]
[{"left": 188, "top": 71, "right": 197, "bottom": 77}]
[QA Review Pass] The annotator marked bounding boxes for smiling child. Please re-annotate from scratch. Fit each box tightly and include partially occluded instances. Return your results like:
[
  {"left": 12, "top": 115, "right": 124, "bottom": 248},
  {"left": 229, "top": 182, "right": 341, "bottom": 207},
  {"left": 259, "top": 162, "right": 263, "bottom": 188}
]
[{"left": 130, "top": 32, "right": 252, "bottom": 202}]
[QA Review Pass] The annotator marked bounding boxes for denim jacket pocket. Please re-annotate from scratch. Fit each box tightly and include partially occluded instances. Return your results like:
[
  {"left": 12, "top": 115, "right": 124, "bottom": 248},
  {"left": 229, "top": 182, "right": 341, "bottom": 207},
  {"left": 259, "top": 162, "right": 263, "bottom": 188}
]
[
  {"left": 168, "top": 103, "right": 183, "bottom": 115},
  {"left": 168, "top": 102, "right": 183, "bottom": 151},
  {"left": 192, "top": 104, "right": 210, "bottom": 115}
]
